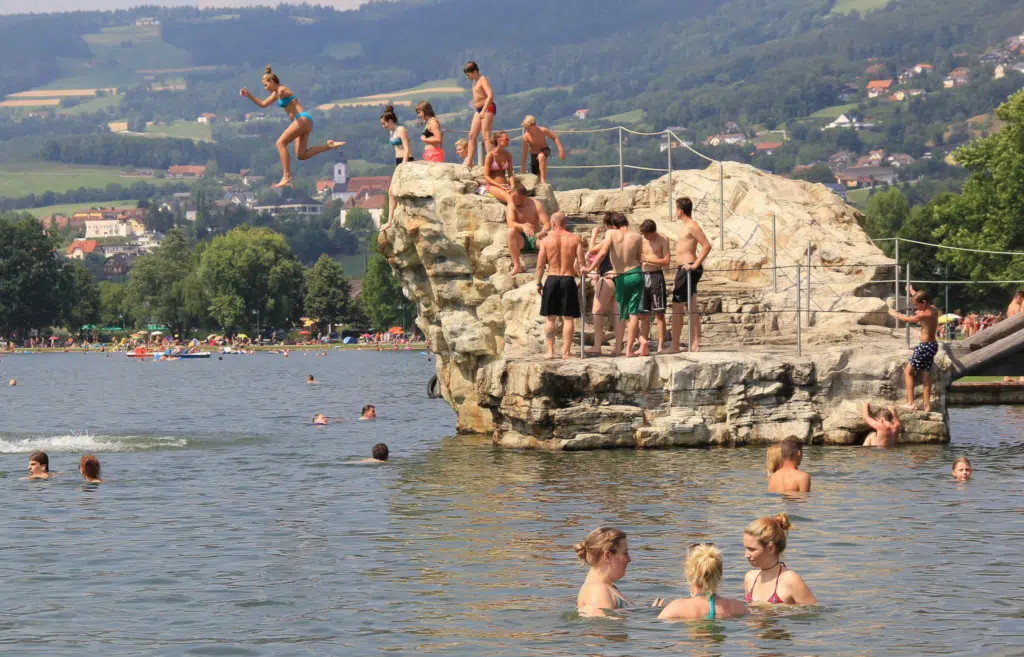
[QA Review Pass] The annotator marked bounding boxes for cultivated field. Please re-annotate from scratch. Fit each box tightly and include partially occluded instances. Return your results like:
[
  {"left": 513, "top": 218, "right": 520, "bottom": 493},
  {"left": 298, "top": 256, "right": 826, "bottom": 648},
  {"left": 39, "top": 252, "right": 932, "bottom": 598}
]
[
  {"left": 0, "top": 163, "right": 184, "bottom": 199},
  {"left": 142, "top": 120, "right": 214, "bottom": 142},
  {"left": 19, "top": 199, "right": 139, "bottom": 218},
  {"left": 318, "top": 79, "right": 465, "bottom": 110}
]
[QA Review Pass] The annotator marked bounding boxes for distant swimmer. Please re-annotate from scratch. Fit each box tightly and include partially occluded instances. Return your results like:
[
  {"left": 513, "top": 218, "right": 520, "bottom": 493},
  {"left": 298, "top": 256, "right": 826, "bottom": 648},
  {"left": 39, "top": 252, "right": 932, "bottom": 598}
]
[
  {"left": 952, "top": 456, "right": 972, "bottom": 481},
  {"left": 888, "top": 285, "right": 939, "bottom": 411},
  {"left": 536, "top": 211, "right": 585, "bottom": 359},
  {"left": 743, "top": 514, "right": 817, "bottom": 605},
  {"left": 655, "top": 543, "right": 748, "bottom": 621},
  {"left": 240, "top": 64, "right": 343, "bottom": 188},
  {"left": 307, "top": 375, "right": 317, "bottom": 385},
  {"left": 462, "top": 61, "right": 495, "bottom": 167},
  {"left": 80, "top": 454, "right": 103, "bottom": 484},
  {"left": 520, "top": 115, "right": 565, "bottom": 184},
  {"left": 360, "top": 404, "right": 376, "bottom": 420},
  {"left": 8, "top": 378, "right": 15, "bottom": 386},
  {"left": 27, "top": 451, "right": 50, "bottom": 480},
  {"left": 574, "top": 527, "right": 631, "bottom": 617},
  {"left": 861, "top": 403, "right": 901, "bottom": 448},
  {"left": 313, "top": 414, "right": 343, "bottom": 425},
  {"left": 767, "top": 439, "right": 811, "bottom": 493}
]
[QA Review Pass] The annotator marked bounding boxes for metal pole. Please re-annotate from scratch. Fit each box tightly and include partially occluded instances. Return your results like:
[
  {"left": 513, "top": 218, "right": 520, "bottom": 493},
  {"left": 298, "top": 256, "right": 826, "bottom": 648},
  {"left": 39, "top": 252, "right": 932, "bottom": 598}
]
[
  {"left": 806, "top": 241, "right": 812, "bottom": 327},
  {"left": 476, "top": 139, "right": 484, "bottom": 167},
  {"left": 719, "top": 162, "right": 725, "bottom": 251},
  {"left": 771, "top": 213, "right": 777, "bottom": 293},
  {"left": 579, "top": 275, "right": 586, "bottom": 359},
  {"left": 666, "top": 132, "right": 673, "bottom": 222},
  {"left": 687, "top": 268, "right": 695, "bottom": 351},
  {"left": 618, "top": 127, "right": 624, "bottom": 189},
  {"left": 796, "top": 264, "right": 802, "bottom": 356},
  {"left": 945, "top": 283, "right": 950, "bottom": 343},
  {"left": 894, "top": 239, "right": 900, "bottom": 329},
  {"left": 905, "top": 263, "right": 911, "bottom": 348}
]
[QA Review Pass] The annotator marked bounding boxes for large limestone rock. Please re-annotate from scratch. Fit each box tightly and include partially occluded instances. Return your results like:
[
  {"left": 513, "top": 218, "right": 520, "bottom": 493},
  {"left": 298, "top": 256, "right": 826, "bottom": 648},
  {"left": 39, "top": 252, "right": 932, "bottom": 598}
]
[{"left": 380, "top": 161, "right": 948, "bottom": 447}]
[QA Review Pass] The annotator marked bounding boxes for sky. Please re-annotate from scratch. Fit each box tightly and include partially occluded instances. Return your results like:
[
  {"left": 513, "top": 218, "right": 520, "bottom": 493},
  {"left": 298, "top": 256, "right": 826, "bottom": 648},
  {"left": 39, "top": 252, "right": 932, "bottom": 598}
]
[{"left": 0, "top": 1, "right": 369, "bottom": 13}]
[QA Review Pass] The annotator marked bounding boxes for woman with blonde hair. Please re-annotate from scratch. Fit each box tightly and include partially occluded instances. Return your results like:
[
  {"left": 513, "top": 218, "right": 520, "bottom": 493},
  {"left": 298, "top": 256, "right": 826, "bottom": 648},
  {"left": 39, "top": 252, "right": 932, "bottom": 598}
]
[
  {"left": 656, "top": 543, "right": 748, "bottom": 621},
  {"left": 765, "top": 444, "right": 783, "bottom": 477},
  {"left": 742, "top": 514, "right": 816, "bottom": 604},
  {"left": 574, "top": 527, "right": 631, "bottom": 617},
  {"left": 483, "top": 131, "right": 515, "bottom": 206},
  {"left": 382, "top": 104, "right": 413, "bottom": 219},
  {"left": 416, "top": 101, "right": 444, "bottom": 162},
  {"left": 952, "top": 456, "right": 972, "bottom": 481},
  {"left": 240, "top": 65, "right": 343, "bottom": 188}
]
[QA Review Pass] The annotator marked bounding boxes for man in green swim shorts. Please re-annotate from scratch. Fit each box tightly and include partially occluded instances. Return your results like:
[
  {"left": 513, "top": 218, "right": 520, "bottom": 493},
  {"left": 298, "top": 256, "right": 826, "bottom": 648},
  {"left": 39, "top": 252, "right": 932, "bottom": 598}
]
[
  {"left": 506, "top": 181, "right": 550, "bottom": 275},
  {"left": 586, "top": 212, "right": 645, "bottom": 357}
]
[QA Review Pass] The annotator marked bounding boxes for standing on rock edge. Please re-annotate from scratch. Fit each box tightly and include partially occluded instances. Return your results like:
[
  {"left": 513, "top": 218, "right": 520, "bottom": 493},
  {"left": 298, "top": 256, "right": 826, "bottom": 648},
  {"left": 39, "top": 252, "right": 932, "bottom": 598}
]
[{"left": 536, "top": 212, "right": 585, "bottom": 360}]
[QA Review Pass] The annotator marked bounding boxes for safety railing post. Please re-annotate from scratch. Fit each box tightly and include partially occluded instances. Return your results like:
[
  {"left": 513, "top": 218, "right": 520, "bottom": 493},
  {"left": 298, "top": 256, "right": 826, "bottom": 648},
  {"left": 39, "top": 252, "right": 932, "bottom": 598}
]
[
  {"left": 796, "top": 264, "right": 802, "bottom": 356},
  {"left": 618, "top": 127, "right": 624, "bottom": 189},
  {"left": 771, "top": 213, "right": 778, "bottom": 293},
  {"left": 894, "top": 239, "right": 900, "bottom": 329},
  {"left": 945, "top": 284, "right": 950, "bottom": 343},
  {"left": 719, "top": 162, "right": 725, "bottom": 251},
  {"left": 579, "top": 276, "right": 586, "bottom": 359},
  {"left": 687, "top": 268, "right": 695, "bottom": 351},
  {"left": 905, "top": 263, "right": 911, "bottom": 348},
  {"left": 476, "top": 140, "right": 484, "bottom": 168},
  {"left": 666, "top": 132, "right": 673, "bottom": 222},
  {"left": 806, "top": 241, "right": 812, "bottom": 327}
]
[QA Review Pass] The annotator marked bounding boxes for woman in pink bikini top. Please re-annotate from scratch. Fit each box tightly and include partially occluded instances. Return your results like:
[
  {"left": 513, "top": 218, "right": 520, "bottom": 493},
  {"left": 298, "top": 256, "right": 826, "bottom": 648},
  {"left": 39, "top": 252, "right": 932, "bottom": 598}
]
[{"left": 742, "top": 513, "right": 817, "bottom": 605}]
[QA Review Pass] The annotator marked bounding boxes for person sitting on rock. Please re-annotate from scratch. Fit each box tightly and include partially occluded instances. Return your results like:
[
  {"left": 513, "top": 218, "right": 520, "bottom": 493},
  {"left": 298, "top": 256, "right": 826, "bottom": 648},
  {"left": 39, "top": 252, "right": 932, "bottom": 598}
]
[
  {"left": 506, "top": 180, "right": 550, "bottom": 276},
  {"left": 585, "top": 215, "right": 645, "bottom": 357},
  {"left": 484, "top": 131, "right": 515, "bottom": 207},
  {"left": 520, "top": 115, "right": 565, "bottom": 185},
  {"left": 767, "top": 439, "right": 810, "bottom": 493},
  {"left": 887, "top": 285, "right": 939, "bottom": 412},
  {"left": 861, "top": 402, "right": 901, "bottom": 448},
  {"left": 536, "top": 212, "right": 585, "bottom": 359}
]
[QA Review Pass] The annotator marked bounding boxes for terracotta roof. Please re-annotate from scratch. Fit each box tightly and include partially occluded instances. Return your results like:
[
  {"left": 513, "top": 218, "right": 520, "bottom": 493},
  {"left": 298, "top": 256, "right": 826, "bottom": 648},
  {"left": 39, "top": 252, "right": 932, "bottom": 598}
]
[
  {"left": 67, "top": 239, "right": 98, "bottom": 255},
  {"left": 168, "top": 165, "right": 207, "bottom": 176},
  {"left": 755, "top": 142, "right": 783, "bottom": 151},
  {"left": 355, "top": 194, "right": 387, "bottom": 210},
  {"left": 347, "top": 176, "right": 392, "bottom": 196},
  {"left": 865, "top": 79, "right": 893, "bottom": 90},
  {"left": 316, "top": 180, "right": 336, "bottom": 192}
]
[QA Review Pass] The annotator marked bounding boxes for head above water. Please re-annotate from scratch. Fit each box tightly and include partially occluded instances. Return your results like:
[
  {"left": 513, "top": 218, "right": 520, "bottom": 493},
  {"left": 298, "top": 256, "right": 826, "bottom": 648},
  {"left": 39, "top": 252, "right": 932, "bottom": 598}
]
[
  {"left": 307, "top": 375, "right": 314, "bottom": 382},
  {"left": 372, "top": 443, "right": 389, "bottom": 461},
  {"left": 80, "top": 454, "right": 101, "bottom": 480},
  {"left": 879, "top": 409, "right": 893, "bottom": 422},
  {"left": 952, "top": 456, "right": 972, "bottom": 481},
  {"left": 29, "top": 451, "right": 49, "bottom": 473},
  {"left": 744, "top": 513, "right": 791, "bottom": 564},
  {"left": 686, "top": 543, "right": 723, "bottom": 595},
  {"left": 676, "top": 196, "right": 693, "bottom": 218},
  {"left": 574, "top": 527, "right": 629, "bottom": 573},
  {"left": 780, "top": 438, "right": 802, "bottom": 464},
  {"left": 361, "top": 404, "right": 376, "bottom": 419},
  {"left": 765, "top": 444, "right": 783, "bottom": 476}
]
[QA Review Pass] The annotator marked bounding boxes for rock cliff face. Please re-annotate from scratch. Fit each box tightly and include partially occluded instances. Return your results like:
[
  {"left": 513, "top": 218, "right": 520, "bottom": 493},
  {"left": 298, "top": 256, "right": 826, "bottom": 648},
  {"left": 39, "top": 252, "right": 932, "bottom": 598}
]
[{"left": 379, "top": 161, "right": 949, "bottom": 447}]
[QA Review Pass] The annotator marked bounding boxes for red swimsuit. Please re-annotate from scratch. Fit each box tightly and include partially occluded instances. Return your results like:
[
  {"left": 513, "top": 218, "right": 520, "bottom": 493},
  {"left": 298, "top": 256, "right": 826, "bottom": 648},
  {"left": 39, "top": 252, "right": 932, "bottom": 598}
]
[{"left": 746, "top": 562, "right": 785, "bottom": 603}]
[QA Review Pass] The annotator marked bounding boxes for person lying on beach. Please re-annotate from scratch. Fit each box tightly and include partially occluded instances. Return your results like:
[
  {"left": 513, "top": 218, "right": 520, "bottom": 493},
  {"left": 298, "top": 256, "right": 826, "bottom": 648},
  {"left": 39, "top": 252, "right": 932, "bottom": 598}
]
[
  {"left": 861, "top": 403, "right": 901, "bottom": 448},
  {"left": 575, "top": 527, "right": 631, "bottom": 617},
  {"left": 654, "top": 542, "right": 748, "bottom": 621}
]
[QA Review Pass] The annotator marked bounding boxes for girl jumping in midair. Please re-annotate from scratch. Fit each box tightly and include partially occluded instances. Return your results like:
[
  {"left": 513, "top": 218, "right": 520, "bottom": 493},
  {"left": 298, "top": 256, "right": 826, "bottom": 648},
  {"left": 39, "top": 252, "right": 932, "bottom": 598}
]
[{"left": 240, "top": 65, "right": 343, "bottom": 188}]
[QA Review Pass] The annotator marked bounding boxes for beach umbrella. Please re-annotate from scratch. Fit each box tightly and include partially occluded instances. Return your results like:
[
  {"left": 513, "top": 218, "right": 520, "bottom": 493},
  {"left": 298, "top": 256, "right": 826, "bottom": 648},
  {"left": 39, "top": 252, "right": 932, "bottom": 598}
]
[
  {"left": 388, "top": 326, "right": 404, "bottom": 334},
  {"left": 361, "top": 333, "right": 373, "bottom": 338},
  {"left": 938, "top": 313, "right": 962, "bottom": 324},
  {"left": 151, "top": 331, "right": 163, "bottom": 336},
  {"left": 49, "top": 335, "right": 58, "bottom": 341},
  {"left": 236, "top": 333, "right": 249, "bottom": 340},
  {"left": 206, "top": 334, "right": 219, "bottom": 340},
  {"left": 81, "top": 324, "right": 96, "bottom": 331},
  {"left": 297, "top": 330, "right": 311, "bottom": 335},
  {"left": 100, "top": 326, "right": 123, "bottom": 332}
]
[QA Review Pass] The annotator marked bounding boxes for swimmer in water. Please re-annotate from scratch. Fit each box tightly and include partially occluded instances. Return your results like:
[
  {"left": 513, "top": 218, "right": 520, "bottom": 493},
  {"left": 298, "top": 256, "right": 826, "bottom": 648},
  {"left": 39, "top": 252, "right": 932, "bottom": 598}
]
[
  {"left": 767, "top": 439, "right": 810, "bottom": 493},
  {"left": 79, "top": 454, "right": 103, "bottom": 483},
  {"left": 27, "top": 451, "right": 50, "bottom": 480},
  {"left": 765, "top": 444, "right": 782, "bottom": 478},
  {"left": 360, "top": 404, "right": 376, "bottom": 420},
  {"left": 307, "top": 375, "right": 317, "bottom": 385},
  {"left": 8, "top": 378, "right": 15, "bottom": 386},
  {"left": 574, "top": 527, "right": 631, "bottom": 617},
  {"left": 743, "top": 514, "right": 816, "bottom": 605},
  {"left": 952, "top": 456, "right": 972, "bottom": 481},
  {"left": 654, "top": 543, "right": 748, "bottom": 621},
  {"left": 862, "top": 402, "right": 901, "bottom": 448}
]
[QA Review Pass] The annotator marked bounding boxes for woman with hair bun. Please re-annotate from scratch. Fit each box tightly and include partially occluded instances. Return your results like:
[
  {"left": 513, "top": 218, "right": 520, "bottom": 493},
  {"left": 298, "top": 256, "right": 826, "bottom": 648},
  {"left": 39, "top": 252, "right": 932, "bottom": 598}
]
[
  {"left": 381, "top": 104, "right": 412, "bottom": 219},
  {"left": 742, "top": 514, "right": 816, "bottom": 604},
  {"left": 416, "top": 101, "right": 444, "bottom": 163},
  {"left": 240, "top": 65, "right": 343, "bottom": 188},
  {"left": 656, "top": 543, "right": 748, "bottom": 621},
  {"left": 574, "top": 527, "right": 631, "bottom": 617}
]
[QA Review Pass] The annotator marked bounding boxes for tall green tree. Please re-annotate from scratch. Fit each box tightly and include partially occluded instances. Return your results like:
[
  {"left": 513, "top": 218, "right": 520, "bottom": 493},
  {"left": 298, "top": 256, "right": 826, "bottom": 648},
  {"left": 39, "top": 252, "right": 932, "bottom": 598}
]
[
  {"left": 98, "top": 281, "right": 132, "bottom": 328},
  {"left": 360, "top": 252, "right": 414, "bottom": 331},
  {"left": 60, "top": 259, "right": 101, "bottom": 333},
  {"left": 198, "top": 226, "right": 305, "bottom": 332},
  {"left": 863, "top": 187, "right": 910, "bottom": 257},
  {"left": 304, "top": 255, "right": 352, "bottom": 332},
  {"left": 0, "top": 214, "right": 68, "bottom": 338},
  {"left": 125, "top": 228, "right": 201, "bottom": 337}
]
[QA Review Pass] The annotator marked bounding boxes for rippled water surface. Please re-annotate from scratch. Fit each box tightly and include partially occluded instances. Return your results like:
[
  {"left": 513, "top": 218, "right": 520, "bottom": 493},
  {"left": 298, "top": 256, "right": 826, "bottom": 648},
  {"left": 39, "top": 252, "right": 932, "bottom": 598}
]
[{"left": 1, "top": 351, "right": 1022, "bottom": 656}]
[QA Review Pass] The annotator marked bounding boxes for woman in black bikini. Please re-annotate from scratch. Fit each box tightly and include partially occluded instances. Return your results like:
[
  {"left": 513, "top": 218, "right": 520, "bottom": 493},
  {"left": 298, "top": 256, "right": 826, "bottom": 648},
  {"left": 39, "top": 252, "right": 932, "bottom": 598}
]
[{"left": 417, "top": 101, "right": 444, "bottom": 162}]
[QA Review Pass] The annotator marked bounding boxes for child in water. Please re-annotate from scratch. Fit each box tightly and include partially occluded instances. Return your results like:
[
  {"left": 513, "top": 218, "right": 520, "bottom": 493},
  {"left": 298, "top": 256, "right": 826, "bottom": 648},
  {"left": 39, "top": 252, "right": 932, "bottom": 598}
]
[
  {"left": 952, "top": 457, "right": 972, "bottom": 482},
  {"left": 360, "top": 404, "right": 376, "bottom": 420}
]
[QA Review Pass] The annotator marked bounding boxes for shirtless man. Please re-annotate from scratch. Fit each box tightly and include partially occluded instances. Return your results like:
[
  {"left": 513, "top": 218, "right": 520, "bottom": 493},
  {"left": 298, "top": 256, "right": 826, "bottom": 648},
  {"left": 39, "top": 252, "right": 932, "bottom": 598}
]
[
  {"left": 665, "top": 197, "right": 712, "bottom": 353},
  {"left": 506, "top": 181, "right": 551, "bottom": 275},
  {"left": 767, "top": 439, "right": 811, "bottom": 493},
  {"left": 639, "top": 220, "right": 671, "bottom": 355},
  {"left": 536, "top": 212, "right": 585, "bottom": 359},
  {"left": 861, "top": 402, "right": 902, "bottom": 448},
  {"left": 888, "top": 285, "right": 940, "bottom": 411},
  {"left": 1007, "top": 290, "right": 1024, "bottom": 318},
  {"left": 586, "top": 216, "right": 645, "bottom": 357},
  {"left": 463, "top": 61, "right": 495, "bottom": 167},
  {"left": 520, "top": 115, "right": 565, "bottom": 185}
]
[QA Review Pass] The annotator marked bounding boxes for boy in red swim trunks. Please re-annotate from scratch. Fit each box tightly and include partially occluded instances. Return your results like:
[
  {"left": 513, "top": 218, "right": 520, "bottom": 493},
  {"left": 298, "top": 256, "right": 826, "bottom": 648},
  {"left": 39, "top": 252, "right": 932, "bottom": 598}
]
[
  {"left": 888, "top": 286, "right": 939, "bottom": 412},
  {"left": 463, "top": 61, "right": 495, "bottom": 167}
]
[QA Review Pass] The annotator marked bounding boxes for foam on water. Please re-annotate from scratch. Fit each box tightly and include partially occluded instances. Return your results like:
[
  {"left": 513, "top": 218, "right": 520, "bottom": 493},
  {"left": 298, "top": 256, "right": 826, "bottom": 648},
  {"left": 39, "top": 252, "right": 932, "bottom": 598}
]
[{"left": 0, "top": 431, "right": 188, "bottom": 453}]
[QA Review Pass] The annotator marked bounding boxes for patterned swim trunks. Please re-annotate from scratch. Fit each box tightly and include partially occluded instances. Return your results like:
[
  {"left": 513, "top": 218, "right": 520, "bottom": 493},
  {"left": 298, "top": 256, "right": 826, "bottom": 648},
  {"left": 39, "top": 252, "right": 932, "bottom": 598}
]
[{"left": 909, "top": 341, "right": 938, "bottom": 372}]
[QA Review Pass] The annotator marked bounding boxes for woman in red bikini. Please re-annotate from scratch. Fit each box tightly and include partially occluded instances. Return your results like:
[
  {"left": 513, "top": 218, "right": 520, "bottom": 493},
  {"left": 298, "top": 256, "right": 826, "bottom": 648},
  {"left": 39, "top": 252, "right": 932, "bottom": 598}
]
[{"left": 742, "top": 513, "right": 817, "bottom": 605}]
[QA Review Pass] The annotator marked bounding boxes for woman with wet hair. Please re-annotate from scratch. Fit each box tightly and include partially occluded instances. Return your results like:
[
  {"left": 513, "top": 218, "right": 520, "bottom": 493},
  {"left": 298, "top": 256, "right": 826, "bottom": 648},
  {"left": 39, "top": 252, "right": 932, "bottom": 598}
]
[
  {"left": 416, "top": 101, "right": 444, "bottom": 163},
  {"left": 574, "top": 527, "right": 631, "bottom": 617},
  {"left": 742, "top": 514, "right": 816, "bottom": 604},
  {"left": 765, "top": 444, "right": 783, "bottom": 478},
  {"left": 79, "top": 454, "right": 103, "bottom": 483},
  {"left": 656, "top": 543, "right": 748, "bottom": 620},
  {"left": 27, "top": 451, "right": 50, "bottom": 480},
  {"left": 240, "top": 65, "right": 343, "bottom": 188},
  {"left": 952, "top": 456, "right": 972, "bottom": 481}
]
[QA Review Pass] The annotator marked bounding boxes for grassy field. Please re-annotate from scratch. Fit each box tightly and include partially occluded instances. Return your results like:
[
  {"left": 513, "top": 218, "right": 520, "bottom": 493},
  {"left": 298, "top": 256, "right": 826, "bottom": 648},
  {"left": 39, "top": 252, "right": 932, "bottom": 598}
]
[
  {"left": 320, "top": 78, "right": 464, "bottom": 109},
  {"left": 62, "top": 95, "right": 122, "bottom": 115},
  {"left": 337, "top": 253, "right": 369, "bottom": 278},
  {"left": 17, "top": 199, "right": 138, "bottom": 218},
  {"left": 830, "top": 0, "right": 891, "bottom": 14},
  {"left": 143, "top": 120, "right": 214, "bottom": 141},
  {"left": 809, "top": 102, "right": 860, "bottom": 119},
  {"left": 845, "top": 188, "right": 872, "bottom": 206},
  {"left": 598, "top": 109, "right": 646, "bottom": 124},
  {"left": 0, "top": 163, "right": 182, "bottom": 198}
]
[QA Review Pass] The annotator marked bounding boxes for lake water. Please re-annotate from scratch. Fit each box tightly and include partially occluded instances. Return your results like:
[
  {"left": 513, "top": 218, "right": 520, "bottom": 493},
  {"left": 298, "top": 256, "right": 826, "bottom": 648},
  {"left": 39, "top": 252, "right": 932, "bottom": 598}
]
[{"left": 0, "top": 352, "right": 1021, "bottom": 656}]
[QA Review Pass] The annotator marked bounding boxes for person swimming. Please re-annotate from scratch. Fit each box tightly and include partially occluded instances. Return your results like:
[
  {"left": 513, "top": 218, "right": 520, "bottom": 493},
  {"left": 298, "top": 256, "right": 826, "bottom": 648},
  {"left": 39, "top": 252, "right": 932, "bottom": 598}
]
[
  {"left": 575, "top": 527, "right": 631, "bottom": 617},
  {"left": 862, "top": 402, "right": 901, "bottom": 448},
  {"left": 307, "top": 374, "right": 317, "bottom": 385},
  {"left": 80, "top": 454, "right": 103, "bottom": 484},
  {"left": 743, "top": 514, "right": 816, "bottom": 605},
  {"left": 360, "top": 404, "right": 376, "bottom": 420},
  {"left": 952, "top": 456, "right": 972, "bottom": 481},
  {"left": 27, "top": 451, "right": 50, "bottom": 480},
  {"left": 767, "top": 439, "right": 811, "bottom": 493},
  {"left": 656, "top": 543, "right": 748, "bottom": 621}
]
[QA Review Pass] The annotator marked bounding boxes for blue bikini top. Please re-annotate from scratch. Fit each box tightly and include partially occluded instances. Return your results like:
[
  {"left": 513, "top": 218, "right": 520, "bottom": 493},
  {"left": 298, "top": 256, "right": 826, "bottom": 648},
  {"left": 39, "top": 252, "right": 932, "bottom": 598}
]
[{"left": 278, "top": 95, "right": 296, "bottom": 108}]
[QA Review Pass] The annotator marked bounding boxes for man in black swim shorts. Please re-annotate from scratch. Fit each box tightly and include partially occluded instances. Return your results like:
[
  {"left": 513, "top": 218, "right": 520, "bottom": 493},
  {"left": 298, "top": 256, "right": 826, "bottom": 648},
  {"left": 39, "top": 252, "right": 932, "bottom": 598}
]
[
  {"left": 639, "top": 219, "right": 671, "bottom": 354},
  {"left": 521, "top": 115, "right": 565, "bottom": 185},
  {"left": 536, "top": 212, "right": 585, "bottom": 359}
]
